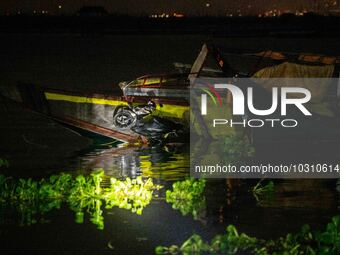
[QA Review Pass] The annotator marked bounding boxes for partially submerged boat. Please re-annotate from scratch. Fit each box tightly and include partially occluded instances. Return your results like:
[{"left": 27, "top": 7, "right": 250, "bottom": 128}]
[
  {"left": 1, "top": 43, "right": 339, "bottom": 144},
  {"left": 0, "top": 73, "right": 190, "bottom": 144}
]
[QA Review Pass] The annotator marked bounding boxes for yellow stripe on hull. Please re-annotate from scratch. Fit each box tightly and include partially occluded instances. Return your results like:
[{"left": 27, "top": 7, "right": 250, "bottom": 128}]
[
  {"left": 45, "top": 92, "right": 128, "bottom": 106},
  {"left": 155, "top": 104, "right": 188, "bottom": 119},
  {"left": 45, "top": 92, "right": 189, "bottom": 119}
]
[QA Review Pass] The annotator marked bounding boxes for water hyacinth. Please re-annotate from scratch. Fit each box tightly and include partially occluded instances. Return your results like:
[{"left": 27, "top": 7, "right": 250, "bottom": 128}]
[
  {"left": 0, "top": 158, "right": 9, "bottom": 168},
  {"left": 0, "top": 170, "right": 162, "bottom": 229},
  {"left": 165, "top": 178, "right": 206, "bottom": 219},
  {"left": 156, "top": 216, "right": 340, "bottom": 255},
  {"left": 252, "top": 179, "right": 275, "bottom": 203},
  {"left": 105, "top": 177, "right": 156, "bottom": 215}
]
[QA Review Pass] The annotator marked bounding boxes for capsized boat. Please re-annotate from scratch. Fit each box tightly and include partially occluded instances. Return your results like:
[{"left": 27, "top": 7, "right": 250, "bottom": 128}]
[
  {"left": 1, "top": 43, "right": 339, "bottom": 144},
  {"left": 0, "top": 72, "right": 191, "bottom": 144}
]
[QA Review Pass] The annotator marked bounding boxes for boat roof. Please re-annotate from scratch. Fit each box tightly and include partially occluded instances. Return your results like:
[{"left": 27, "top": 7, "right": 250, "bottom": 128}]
[
  {"left": 211, "top": 44, "right": 340, "bottom": 65},
  {"left": 135, "top": 73, "right": 189, "bottom": 80},
  {"left": 189, "top": 43, "right": 340, "bottom": 78}
]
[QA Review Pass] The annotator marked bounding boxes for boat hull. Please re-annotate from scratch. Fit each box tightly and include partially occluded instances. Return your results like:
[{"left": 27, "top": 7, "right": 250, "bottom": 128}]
[{"left": 0, "top": 84, "right": 190, "bottom": 143}]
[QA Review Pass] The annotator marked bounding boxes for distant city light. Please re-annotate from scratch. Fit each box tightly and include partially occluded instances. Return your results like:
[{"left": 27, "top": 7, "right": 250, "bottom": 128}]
[
  {"left": 173, "top": 12, "right": 185, "bottom": 18},
  {"left": 3, "top": 0, "right": 340, "bottom": 17},
  {"left": 149, "top": 12, "right": 185, "bottom": 19}
]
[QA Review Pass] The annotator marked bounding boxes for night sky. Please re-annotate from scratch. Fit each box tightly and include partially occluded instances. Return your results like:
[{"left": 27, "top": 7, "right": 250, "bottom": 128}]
[{"left": 0, "top": 0, "right": 335, "bottom": 15}]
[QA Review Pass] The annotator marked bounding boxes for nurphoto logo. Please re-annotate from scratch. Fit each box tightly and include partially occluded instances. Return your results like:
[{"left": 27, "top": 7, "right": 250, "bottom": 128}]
[{"left": 198, "top": 80, "right": 312, "bottom": 128}]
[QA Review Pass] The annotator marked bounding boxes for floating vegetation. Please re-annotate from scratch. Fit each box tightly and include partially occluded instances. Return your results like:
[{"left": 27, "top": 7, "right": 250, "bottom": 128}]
[
  {"left": 0, "top": 171, "right": 162, "bottom": 229},
  {"left": 252, "top": 179, "right": 275, "bottom": 202},
  {"left": 190, "top": 135, "right": 255, "bottom": 179},
  {"left": 156, "top": 215, "right": 340, "bottom": 255},
  {"left": 222, "top": 135, "right": 255, "bottom": 164},
  {"left": 166, "top": 179, "right": 206, "bottom": 219},
  {"left": 0, "top": 158, "right": 9, "bottom": 168}
]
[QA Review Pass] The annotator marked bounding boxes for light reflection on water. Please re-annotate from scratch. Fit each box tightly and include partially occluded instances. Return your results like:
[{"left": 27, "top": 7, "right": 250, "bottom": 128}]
[
  {"left": 69, "top": 143, "right": 340, "bottom": 219},
  {"left": 69, "top": 143, "right": 340, "bottom": 211},
  {"left": 70, "top": 144, "right": 190, "bottom": 181}
]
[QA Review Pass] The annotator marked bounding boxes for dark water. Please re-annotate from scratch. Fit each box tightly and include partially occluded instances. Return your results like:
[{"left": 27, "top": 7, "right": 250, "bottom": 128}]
[
  {"left": 1, "top": 34, "right": 340, "bottom": 90},
  {"left": 1, "top": 143, "right": 340, "bottom": 255},
  {"left": 1, "top": 34, "right": 340, "bottom": 255},
  {"left": 0, "top": 34, "right": 205, "bottom": 91},
  {"left": 1, "top": 141, "right": 340, "bottom": 255}
]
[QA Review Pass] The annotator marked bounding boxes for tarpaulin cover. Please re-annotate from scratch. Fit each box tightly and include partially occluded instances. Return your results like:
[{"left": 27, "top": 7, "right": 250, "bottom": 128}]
[
  {"left": 252, "top": 62, "right": 335, "bottom": 103},
  {"left": 253, "top": 51, "right": 340, "bottom": 64}
]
